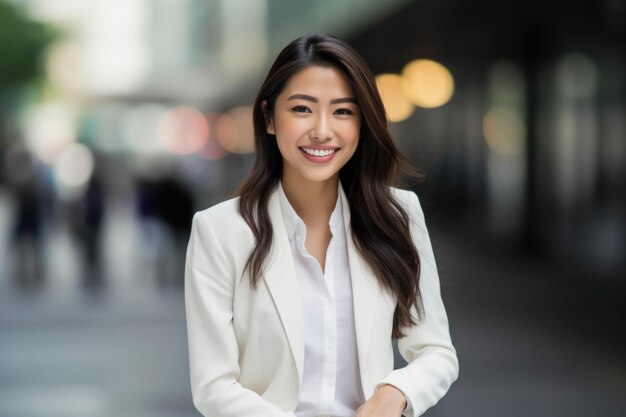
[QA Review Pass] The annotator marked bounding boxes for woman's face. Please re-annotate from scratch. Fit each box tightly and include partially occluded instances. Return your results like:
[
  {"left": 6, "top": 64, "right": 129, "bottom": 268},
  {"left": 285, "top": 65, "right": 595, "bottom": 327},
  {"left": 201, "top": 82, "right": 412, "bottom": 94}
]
[{"left": 267, "top": 65, "right": 361, "bottom": 188}]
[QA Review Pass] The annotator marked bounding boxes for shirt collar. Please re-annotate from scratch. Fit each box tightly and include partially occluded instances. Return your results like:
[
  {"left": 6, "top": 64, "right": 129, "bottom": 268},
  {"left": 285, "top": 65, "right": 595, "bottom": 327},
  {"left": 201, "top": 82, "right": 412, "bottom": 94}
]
[
  {"left": 277, "top": 181, "right": 302, "bottom": 241},
  {"left": 277, "top": 180, "right": 344, "bottom": 241}
]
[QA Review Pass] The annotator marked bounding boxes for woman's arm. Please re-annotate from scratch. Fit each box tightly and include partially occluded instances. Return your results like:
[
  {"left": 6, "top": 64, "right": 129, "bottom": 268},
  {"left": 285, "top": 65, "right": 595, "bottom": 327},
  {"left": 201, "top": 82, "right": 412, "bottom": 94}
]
[
  {"left": 374, "top": 190, "right": 459, "bottom": 417},
  {"left": 185, "top": 212, "right": 296, "bottom": 417},
  {"left": 354, "top": 384, "right": 408, "bottom": 417}
]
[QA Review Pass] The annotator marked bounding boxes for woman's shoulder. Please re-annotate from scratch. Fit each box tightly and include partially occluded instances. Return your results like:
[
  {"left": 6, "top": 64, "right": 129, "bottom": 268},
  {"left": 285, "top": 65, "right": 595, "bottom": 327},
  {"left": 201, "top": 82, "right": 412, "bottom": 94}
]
[
  {"left": 389, "top": 186, "right": 427, "bottom": 226},
  {"left": 190, "top": 196, "right": 257, "bottom": 251},
  {"left": 199, "top": 194, "right": 239, "bottom": 213},
  {"left": 192, "top": 195, "right": 245, "bottom": 229},
  {"left": 389, "top": 186, "right": 419, "bottom": 208}
]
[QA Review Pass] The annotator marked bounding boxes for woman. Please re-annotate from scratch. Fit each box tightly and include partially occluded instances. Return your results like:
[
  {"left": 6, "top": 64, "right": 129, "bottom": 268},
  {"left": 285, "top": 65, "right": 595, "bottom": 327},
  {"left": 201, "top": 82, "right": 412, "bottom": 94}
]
[{"left": 185, "top": 33, "right": 458, "bottom": 417}]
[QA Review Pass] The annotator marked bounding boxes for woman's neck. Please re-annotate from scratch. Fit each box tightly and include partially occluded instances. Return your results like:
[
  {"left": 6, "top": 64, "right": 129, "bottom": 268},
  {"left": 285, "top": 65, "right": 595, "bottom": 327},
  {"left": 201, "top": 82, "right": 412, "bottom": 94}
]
[{"left": 281, "top": 175, "right": 338, "bottom": 227}]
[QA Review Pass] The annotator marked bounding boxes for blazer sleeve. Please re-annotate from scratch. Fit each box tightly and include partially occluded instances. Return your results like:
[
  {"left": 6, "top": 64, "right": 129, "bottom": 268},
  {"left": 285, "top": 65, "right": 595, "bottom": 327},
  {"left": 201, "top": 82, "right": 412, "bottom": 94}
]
[
  {"left": 375, "top": 191, "right": 459, "bottom": 417},
  {"left": 184, "top": 212, "right": 297, "bottom": 417}
]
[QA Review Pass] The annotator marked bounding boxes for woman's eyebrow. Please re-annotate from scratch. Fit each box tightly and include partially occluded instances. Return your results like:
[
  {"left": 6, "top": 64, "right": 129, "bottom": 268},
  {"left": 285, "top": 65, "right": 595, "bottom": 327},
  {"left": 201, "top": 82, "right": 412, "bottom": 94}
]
[
  {"left": 287, "top": 94, "right": 357, "bottom": 105},
  {"left": 287, "top": 93, "right": 318, "bottom": 102},
  {"left": 330, "top": 97, "right": 358, "bottom": 105}
]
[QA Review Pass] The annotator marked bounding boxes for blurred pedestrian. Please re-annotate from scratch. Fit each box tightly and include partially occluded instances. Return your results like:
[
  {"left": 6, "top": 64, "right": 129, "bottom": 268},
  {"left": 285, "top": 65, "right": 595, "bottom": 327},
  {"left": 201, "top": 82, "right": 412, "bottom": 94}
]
[
  {"left": 6, "top": 146, "right": 45, "bottom": 289},
  {"left": 137, "top": 174, "right": 193, "bottom": 286},
  {"left": 72, "top": 168, "right": 105, "bottom": 288}
]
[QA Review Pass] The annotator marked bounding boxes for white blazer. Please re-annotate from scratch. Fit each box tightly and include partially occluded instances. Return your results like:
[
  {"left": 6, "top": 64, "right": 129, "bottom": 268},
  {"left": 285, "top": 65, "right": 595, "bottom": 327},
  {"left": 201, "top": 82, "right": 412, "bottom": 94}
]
[{"left": 184, "top": 185, "right": 458, "bottom": 417}]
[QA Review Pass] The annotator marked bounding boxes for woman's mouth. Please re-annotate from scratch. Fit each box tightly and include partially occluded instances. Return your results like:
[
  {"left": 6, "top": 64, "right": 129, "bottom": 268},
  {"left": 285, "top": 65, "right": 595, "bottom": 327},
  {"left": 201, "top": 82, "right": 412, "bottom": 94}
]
[
  {"left": 300, "top": 147, "right": 338, "bottom": 157},
  {"left": 299, "top": 147, "right": 339, "bottom": 162}
]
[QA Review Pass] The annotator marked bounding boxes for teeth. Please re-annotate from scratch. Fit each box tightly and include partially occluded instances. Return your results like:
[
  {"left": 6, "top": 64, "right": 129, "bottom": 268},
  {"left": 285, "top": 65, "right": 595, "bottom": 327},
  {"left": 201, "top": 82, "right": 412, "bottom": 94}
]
[{"left": 301, "top": 147, "right": 336, "bottom": 157}]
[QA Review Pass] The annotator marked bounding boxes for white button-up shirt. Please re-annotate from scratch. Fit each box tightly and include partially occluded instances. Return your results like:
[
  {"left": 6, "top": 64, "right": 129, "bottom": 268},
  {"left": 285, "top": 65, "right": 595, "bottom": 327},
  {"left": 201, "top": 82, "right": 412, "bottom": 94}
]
[{"left": 278, "top": 181, "right": 364, "bottom": 417}]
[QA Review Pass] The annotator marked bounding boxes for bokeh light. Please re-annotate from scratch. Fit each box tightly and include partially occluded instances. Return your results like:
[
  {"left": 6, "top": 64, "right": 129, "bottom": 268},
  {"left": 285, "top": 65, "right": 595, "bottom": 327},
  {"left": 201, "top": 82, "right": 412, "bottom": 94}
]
[
  {"left": 46, "top": 40, "right": 83, "bottom": 96},
  {"left": 195, "top": 112, "right": 228, "bottom": 160},
  {"left": 157, "top": 106, "right": 209, "bottom": 155},
  {"left": 375, "top": 73, "right": 414, "bottom": 122},
  {"left": 53, "top": 142, "right": 95, "bottom": 188},
  {"left": 483, "top": 107, "right": 525, "bottom": 155},
  {"left": 216, "top": 106, "right": 255, "bottom": 154},
  {"left": 556, "top": 53, "right": 598, "bottom": 99},
  {"left": 402, "top": 59, "right": 454, "bottom": 108},
  {"left": 23, "top": 101, "right": 79, "bottom": 164}
]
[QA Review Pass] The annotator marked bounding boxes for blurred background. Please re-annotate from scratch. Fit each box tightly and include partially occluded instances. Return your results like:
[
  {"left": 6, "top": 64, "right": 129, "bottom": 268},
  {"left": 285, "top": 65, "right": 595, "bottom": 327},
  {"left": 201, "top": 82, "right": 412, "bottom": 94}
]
[{"left": 0, "top": 0, "right": 624, "bottom": 416}]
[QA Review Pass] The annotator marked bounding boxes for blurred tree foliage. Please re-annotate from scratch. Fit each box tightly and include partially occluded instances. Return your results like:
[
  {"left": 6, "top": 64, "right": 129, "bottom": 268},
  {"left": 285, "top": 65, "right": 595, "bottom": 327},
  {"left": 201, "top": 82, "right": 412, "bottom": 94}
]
[{"left": 0, "top": 0, "right": 55, "bottom": 136}]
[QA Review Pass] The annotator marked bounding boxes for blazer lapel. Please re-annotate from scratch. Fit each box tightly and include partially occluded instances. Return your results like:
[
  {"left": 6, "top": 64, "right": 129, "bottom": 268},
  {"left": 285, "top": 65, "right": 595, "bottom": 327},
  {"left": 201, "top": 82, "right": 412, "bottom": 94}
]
[
  {"left": 263, "top": 188, "right": 305, "bottom": 386},
  {"left": 339, "top": 186, "right": 381, "bottom": 380},
  {"left": 262, "top": 184, "right": 381, "bottom": 392}
]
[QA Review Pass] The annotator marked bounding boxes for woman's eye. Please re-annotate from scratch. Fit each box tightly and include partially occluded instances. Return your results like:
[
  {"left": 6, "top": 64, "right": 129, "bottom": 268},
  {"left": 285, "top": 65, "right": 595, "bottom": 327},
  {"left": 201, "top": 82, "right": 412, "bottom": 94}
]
[
  {"left": 291, "top": 106, "right": 310, "bottom": 113},
  {"left": 334, "top": 108, "right": 353, "bottom": 115}
]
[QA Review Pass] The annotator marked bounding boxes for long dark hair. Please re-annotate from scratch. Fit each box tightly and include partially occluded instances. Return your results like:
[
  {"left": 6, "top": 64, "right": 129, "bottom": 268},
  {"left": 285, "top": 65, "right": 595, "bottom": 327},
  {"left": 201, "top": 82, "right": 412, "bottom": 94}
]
[{"left": 236, "top": 32, "right": 424, "bottom": 338}]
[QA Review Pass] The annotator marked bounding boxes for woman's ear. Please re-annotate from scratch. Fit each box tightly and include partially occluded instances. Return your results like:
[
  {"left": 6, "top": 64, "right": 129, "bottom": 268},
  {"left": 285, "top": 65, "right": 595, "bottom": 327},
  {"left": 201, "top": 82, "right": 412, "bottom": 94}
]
[{"left": 262, "top": 100, "right": 275, "bottom": 135}]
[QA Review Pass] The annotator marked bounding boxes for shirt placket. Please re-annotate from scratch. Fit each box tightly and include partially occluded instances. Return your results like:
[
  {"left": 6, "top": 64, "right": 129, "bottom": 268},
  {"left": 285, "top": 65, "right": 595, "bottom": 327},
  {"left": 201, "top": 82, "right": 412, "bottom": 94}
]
[{"left": 319, "top": 234, "right": 336, "bottom": 414}]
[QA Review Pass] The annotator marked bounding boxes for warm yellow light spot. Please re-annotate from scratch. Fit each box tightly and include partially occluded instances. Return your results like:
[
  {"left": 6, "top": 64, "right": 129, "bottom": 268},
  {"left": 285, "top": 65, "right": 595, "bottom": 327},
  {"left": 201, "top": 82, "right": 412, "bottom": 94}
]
[
  {"left": 375, "top": 73, "right": 414, "bottom": 122},
  {"left": 483, "top": 107, "right": 525, "bottom": 155},
  {"left": 402, "top": 59, "right": 454, "bottom": 108}
]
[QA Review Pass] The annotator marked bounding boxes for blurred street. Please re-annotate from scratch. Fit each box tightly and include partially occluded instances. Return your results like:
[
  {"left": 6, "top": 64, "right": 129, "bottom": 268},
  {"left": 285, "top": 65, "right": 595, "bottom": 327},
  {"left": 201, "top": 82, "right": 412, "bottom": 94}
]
[
  {"left": 0, "top": 188, "right": 196, "bottom": 417},
  {"left": 1, "top": 189, "right": 624, "bottom": 417}
]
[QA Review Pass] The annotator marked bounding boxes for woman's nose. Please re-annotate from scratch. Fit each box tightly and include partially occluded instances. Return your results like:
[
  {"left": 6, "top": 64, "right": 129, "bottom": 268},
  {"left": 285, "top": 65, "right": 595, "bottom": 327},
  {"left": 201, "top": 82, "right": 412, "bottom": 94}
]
[{"left": 309, "top": 113, "right": 333, "bottom": 141}]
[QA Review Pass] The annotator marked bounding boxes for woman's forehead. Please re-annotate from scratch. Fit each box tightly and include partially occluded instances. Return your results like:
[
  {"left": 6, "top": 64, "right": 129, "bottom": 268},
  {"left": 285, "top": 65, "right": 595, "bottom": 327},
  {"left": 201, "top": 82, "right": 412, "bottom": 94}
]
[{"left": 280, "top": 65, "right": 355, "bottom": 99}]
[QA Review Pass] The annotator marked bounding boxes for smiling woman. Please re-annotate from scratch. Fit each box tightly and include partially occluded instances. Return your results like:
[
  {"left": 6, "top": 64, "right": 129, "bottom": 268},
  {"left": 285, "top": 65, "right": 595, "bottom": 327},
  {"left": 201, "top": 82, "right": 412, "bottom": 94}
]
[
  {"left": 267, "top": 65, "right": 361, "bottom": 190},
  {"left": 184, "top": 33, "right": 458, "bottom": 417}
]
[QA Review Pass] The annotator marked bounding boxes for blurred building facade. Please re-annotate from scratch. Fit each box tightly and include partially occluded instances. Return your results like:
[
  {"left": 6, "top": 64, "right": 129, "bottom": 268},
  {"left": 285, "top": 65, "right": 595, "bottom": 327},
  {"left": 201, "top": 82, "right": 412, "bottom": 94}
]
[
  {"left": 348, "top": 0, "right": 626, "bottom": 279},
  {"left": 0, "top": 0, "right": 623, "bottom": 299}
]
